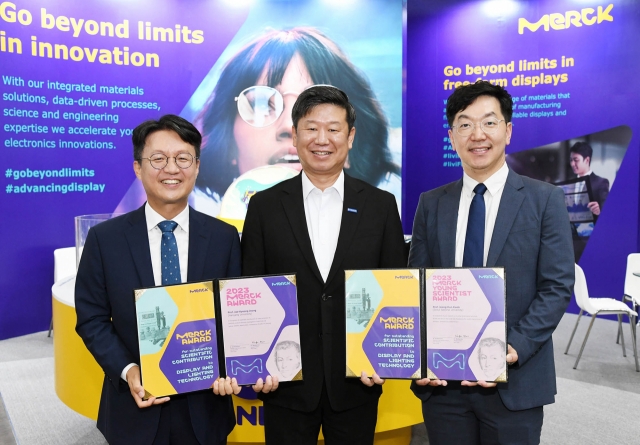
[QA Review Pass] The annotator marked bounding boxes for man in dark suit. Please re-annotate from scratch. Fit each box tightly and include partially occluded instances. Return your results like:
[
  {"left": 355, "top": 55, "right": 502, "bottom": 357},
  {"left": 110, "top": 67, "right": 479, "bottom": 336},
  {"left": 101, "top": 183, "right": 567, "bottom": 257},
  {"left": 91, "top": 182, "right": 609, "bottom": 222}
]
[
  {"left": 409, "top": 81, "right": 574, "bottom": 444},
  {"left": 75, "top": 115, "right": 241, "bottom": 445},
  {"left": 241, "top": 86, "right": 406, "bottom": 444},
  {"left": 569, "top": 141, "right": 610, "bottom": 217}
]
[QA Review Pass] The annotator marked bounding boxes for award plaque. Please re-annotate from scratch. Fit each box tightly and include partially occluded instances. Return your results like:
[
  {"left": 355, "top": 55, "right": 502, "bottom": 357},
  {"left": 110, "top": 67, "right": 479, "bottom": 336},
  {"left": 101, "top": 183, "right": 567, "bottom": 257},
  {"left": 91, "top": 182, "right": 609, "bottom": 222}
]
[
  {"left": 215, "top": 274, "right": 301, "bottom": 385},
  {"left": 345, "top": 269, "right": 425, "bottom": 379},
  {"left": 344, "top": 268, "right": 507, "bottom": 382},
  {"left": 135, "top": 281, "right": 220, "bottom": 399},
  {"left": 425, "top": 268, "right": 507, "bottom": 383}
]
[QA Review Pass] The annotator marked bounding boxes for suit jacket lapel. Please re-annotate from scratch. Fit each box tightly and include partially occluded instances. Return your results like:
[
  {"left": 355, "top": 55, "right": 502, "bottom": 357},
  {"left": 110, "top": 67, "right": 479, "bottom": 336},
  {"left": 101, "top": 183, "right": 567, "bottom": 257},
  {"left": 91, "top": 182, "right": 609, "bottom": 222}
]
[
  {"left": 438, "top": 180, "right": 462, "bottom": 267},
  {"left": 124, "top": 205, "right": 155, "bottom": 288},
  {"left": 281, "top": 175, "right": 324, "bottom": 283},
  {"left": 487, "top": 170, "right": 525, "bottom": 267},
  {"left": 187, "top": 207, "right": 209, "bottom": 282},
  {"left": 325, "top": 174, "right": 364, "bottom": 285}
]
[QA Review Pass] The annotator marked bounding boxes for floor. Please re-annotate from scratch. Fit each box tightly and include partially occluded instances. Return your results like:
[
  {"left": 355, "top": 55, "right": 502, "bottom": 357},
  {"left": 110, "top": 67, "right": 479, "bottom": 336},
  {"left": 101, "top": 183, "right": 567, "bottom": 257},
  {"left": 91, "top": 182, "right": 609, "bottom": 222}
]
[{"left": 1, "top": 313, "right": 639, "bottom": 444}]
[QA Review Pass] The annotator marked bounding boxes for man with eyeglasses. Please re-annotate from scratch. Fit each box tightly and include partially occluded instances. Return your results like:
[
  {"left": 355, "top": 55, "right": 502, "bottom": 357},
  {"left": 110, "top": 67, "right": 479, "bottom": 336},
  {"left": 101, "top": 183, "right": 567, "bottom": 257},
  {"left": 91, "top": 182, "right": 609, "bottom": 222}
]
[
  {"left": 408, "top": 81, "right": 574, "bottom": 444},
  {"left": 75, "top": 114, "right": 241, "bottom": 445},
  {"left": 241, "top": 85, "right": 406, "bottom": 444}
]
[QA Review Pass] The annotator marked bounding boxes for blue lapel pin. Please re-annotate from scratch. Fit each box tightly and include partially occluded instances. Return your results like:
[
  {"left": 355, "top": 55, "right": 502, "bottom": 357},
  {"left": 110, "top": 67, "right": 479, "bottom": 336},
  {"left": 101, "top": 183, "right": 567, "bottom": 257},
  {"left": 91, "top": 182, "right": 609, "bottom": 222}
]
[{"left": 347, "top": 208, "right": 357, "bottom": 213}]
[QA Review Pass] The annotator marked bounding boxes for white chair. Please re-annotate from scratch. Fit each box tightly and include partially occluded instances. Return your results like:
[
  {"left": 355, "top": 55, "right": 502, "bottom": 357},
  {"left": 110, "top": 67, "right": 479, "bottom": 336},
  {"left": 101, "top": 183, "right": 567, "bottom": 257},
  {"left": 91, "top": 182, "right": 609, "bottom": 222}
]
[
  {"left": 49, "top": 247, "right": 77, "bottom": 337},
  {"left": 618, "top": 254, "right": 640, "bottom": 344},
  {"left": 54, "top": 247, "right": 77, "bottom": 281},
  {"left": 564, "top": 264, "right": 638, "bottom": 371}
]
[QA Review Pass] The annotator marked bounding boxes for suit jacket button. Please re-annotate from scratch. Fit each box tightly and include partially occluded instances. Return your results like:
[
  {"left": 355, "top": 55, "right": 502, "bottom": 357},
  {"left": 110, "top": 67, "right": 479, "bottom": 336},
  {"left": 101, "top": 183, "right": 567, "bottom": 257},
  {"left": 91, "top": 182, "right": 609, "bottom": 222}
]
[
  {"left": 321, "top": 293, "right": 327, "bottom": 301},
  {"left": 319, "top": 333, "right": 323, "bottom": 338}
]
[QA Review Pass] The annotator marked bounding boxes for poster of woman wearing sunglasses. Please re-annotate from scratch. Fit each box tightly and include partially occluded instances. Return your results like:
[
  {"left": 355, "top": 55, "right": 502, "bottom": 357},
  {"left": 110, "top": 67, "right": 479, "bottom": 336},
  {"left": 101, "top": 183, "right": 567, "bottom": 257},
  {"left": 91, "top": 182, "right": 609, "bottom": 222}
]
[
  {"left": 115, "top": 0, "right": 402, "bottom": 223},
  {"left": 192, "top": 26, "right": 402, "bottom": 221}
]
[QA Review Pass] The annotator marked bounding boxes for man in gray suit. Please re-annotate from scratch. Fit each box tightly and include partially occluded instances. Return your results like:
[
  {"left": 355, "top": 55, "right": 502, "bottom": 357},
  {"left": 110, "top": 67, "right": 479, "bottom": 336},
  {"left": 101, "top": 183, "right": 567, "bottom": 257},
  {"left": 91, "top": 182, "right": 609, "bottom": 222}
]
[{"left": 409, "top": 81, "right": 574, "bottom": 444}]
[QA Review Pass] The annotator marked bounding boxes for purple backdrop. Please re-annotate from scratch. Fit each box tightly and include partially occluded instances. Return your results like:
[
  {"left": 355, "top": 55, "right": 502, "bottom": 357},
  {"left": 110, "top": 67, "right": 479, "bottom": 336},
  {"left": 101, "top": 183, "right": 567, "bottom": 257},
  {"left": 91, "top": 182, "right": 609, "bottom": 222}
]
[
  {"left": 2, "top": 0, "right": 402, "bottom": 340},
  {"left": 1, "top": 0, "right": 249, "bottom": 339},
  {"left": 2, "top": 0, "right": 638, "bottom": 339},
  {"left": 404, "top": 0, "right": 640, "bottom": 315}
]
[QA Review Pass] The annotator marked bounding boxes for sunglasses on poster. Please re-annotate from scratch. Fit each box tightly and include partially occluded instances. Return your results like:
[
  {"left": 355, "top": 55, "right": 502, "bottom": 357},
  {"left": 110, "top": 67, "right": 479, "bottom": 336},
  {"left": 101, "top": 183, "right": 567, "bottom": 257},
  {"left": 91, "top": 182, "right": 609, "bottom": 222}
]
[{"left": 234, "top": 84, "right": 343, "bottom": 127}]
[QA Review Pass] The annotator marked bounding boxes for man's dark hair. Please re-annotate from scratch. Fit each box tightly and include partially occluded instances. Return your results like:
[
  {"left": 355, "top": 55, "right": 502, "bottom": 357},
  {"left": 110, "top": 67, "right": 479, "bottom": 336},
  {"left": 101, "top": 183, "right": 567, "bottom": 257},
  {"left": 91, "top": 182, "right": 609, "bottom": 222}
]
[
  {"left": 292, "top": 85, "right": 356, "bottom": 131},
  {"left": 446, "top": 80, "right": 513, "bottom": 127},
  {"left": 132, "top": 114, "right": 202, "bottom": 161},
  {"left": 570, "top": 141, "right": 593, "bottom": 165}
]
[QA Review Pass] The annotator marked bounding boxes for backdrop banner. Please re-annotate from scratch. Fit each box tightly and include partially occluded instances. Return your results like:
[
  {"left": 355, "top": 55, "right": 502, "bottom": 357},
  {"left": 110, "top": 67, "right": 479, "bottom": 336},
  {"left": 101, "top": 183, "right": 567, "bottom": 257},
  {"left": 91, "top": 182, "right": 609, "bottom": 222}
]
[
  {"left": 2, "top": 0, "right": 411, "bottom": 441},
  {"left": 405, "top": 0, "right": 640, "bottom": 313},
  {"left": 0, "top": 0, "right": 402, "bottom": 339}
]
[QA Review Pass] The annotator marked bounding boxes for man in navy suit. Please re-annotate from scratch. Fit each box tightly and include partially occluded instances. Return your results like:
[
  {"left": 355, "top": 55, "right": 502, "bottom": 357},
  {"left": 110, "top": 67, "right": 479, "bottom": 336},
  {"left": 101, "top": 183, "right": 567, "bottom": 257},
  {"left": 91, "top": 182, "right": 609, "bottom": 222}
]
[
  {"left": 409, "top": 81, "right": 574, "bottom": 444},
  {"left": 75, "top": 115, "right": 241, "bottom": 445}
]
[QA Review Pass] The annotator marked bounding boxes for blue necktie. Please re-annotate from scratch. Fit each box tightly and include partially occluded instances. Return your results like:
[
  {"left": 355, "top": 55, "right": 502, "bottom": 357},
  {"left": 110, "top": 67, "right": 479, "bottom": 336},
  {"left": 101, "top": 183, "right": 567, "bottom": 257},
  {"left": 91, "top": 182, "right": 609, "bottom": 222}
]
[
  {"left": 158, "top": 220, "right": 181, "bottom": 285},
  {"left": 463, "top": 183, "right": 488, "bottom": 268}
]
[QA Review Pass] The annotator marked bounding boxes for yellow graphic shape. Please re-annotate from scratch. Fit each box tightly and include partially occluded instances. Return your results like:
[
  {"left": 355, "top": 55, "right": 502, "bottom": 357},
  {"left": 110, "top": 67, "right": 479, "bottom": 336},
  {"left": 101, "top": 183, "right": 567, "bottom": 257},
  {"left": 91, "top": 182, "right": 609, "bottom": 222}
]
[
  {"left": 345, "top": 269, "right": 421, "bottom": 377},
  {"left": 140, "top": 281, "right": 218, "bottom": 397}
]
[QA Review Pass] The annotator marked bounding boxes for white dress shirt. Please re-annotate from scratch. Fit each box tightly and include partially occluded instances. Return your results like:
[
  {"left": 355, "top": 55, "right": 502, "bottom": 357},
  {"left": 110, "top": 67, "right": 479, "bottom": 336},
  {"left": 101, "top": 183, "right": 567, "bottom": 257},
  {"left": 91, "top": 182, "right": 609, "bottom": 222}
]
[
  {"left": 121, "top": 202, "right": 190, "bottom": 381},
  {"left": 574, "top": 170, "right": 593, "bottom": 205},
  {"left": 145, "top": 202, "right": 189, "bottom": 286},
  {"left": 455, "top": 162, "right": 509, "bottom": 267},
  {"left": 302, "top": 171, "right": 344, "bottom": 282}
]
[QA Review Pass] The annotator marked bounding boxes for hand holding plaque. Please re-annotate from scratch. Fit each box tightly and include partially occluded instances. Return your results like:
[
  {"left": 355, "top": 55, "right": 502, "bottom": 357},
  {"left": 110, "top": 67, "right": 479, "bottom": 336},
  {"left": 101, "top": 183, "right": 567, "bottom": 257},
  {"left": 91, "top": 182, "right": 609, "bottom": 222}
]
[{"left": 134, "top": 274, "right": 301, "bottom": 399}]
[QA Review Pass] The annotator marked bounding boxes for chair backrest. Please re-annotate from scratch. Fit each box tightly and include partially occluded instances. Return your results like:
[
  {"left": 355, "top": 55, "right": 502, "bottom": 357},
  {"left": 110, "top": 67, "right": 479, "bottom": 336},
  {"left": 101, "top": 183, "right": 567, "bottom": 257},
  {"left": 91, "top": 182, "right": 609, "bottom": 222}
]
[
  {"left": 574, "top": 264, "right": 592, "bottom": 312},
  {"left": 54, "top": 247, "right": 76, "bottom": 282},
  {"left": 624, "top": 253, "right": 640, "bottom": 303}
]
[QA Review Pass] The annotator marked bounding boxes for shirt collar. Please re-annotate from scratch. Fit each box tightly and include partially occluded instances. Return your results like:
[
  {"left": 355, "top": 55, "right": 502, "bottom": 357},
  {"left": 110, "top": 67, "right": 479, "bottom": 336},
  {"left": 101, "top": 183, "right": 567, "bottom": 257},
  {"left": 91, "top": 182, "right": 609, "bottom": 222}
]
[
  {"left": 301, "top": 170, "right": 345, "bottom": 201},
  {"left": 145, "top": 202, "right": 190, "bottom": 233},
  {"left": 462, "top": 161, "right": 509, "bottom": 197},
  {"left": 577, "top": 170, "right": 593, "bottom": 178}
]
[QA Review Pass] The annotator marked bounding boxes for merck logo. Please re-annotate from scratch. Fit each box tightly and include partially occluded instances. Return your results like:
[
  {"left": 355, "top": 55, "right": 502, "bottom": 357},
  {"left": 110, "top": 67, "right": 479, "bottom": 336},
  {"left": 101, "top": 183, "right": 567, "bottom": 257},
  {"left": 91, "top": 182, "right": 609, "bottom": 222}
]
[
  {"left": 518, "top": 4, "right": 613, "bottom": 34},
  {"left": 230, "top": 358, "right": 263, "bottom": 375},
  {"left": 433, "top": 353, "right": 465, "bottom": 370}
]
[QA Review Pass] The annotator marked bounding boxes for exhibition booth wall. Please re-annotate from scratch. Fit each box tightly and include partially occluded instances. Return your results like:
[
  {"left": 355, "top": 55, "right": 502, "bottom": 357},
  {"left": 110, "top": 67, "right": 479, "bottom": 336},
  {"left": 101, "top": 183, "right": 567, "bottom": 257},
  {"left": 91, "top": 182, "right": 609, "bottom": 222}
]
[
  {"left": 0, "top": 0, "right": 402, "bottom": 339},
  {"left": 404, "top": 0, "right": 640, "bottom": 316},
  {"left": 1, "top": 0, "right": 638, "bottom": 340}
]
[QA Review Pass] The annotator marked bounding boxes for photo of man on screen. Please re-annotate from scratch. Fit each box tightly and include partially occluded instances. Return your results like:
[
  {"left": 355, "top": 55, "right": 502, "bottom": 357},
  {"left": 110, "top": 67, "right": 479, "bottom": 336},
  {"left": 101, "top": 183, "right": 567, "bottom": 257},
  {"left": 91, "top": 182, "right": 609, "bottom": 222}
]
[{"left": 569, "top": 141, "right": 610, "bottom": 219}]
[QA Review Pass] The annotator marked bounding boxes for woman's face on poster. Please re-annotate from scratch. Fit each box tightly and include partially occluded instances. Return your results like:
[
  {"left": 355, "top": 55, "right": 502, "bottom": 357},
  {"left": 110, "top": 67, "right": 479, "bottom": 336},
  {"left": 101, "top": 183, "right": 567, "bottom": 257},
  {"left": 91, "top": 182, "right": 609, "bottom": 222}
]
[{"left": 233, "top": 53, "right": 313, "bottom": 174}]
